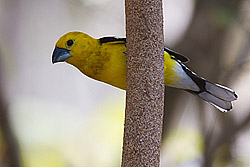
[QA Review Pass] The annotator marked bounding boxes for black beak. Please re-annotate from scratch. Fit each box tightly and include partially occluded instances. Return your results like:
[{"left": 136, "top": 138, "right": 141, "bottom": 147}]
[{"left": 52, "top": 47, "right": 72, "bottom": 64}]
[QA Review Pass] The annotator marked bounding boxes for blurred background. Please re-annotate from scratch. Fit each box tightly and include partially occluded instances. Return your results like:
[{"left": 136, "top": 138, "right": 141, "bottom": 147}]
[{"left": 0, "top": 0, "right": 250, "bottom": 166}]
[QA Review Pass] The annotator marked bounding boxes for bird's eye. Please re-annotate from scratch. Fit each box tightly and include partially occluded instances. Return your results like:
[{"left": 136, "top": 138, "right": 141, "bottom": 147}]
[{"left": 67, "top": 39, "right": 74, "bottom": 46}]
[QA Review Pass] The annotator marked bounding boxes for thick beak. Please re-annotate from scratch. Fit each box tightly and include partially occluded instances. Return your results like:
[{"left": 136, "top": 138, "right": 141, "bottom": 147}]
[{"left": 52, "top": 47, "right": 72, "bottom": 64}]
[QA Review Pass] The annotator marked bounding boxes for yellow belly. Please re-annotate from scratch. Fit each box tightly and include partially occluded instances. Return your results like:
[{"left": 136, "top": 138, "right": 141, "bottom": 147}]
[
  {"left": 96, "top": 50, "right": 180, "bottom": 90},
  {"left": 71, "top": 42, "right": 180, "bottom": 90}
]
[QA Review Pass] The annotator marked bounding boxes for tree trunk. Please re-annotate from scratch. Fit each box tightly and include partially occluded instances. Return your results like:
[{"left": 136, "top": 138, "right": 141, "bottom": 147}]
[{"left": 122, "top": 0, "right": 165, "bottom": 166}]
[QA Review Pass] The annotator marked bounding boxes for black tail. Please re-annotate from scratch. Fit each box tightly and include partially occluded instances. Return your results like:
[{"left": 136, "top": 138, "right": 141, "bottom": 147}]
[{"left": 180, "top": 63, "right": 237, "bottom": 112}]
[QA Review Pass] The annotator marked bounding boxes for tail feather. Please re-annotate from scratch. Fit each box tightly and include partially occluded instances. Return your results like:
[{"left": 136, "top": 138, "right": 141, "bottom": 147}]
[
  {"left": 197, "top": 81, "right": 237, "bottom": 112},
  {"left": 198, "top": 91, "right": 233, "bottom": 112},
  {"left": 205, "top": 82, "right": 237, "bottom": 101},
  {"left": 177, "top": 60, "right": 238, "bottom": 112}
]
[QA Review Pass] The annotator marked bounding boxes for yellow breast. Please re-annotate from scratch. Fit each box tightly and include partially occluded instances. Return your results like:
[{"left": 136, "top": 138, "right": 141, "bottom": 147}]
[
  {"left": 96, "top": 42, "right": 127, "bottom": 90},
  {"left": 69, "top": 40, "right": 180, "bottom": 90}
]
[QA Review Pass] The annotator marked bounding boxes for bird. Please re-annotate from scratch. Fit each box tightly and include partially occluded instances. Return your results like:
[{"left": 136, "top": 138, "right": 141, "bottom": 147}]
[{"left": 52, "top": 31, "right": 237, "bottom": 112}]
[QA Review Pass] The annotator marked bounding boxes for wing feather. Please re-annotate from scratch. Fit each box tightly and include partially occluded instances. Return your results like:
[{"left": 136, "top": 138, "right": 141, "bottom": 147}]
[
  {"left": 99, "top": 37, "right": 189, "bottom": 63},
  {"left": 99, "top": 37, "right": 126, "bottom": 44},
  {"left": 164, "top": 47, "right": 189, "bottom": 63}
]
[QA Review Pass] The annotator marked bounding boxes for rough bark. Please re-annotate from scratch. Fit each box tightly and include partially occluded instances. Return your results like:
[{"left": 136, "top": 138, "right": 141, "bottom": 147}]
[{"left": 122, "top": 0, "right": 165, "bottom": 166}]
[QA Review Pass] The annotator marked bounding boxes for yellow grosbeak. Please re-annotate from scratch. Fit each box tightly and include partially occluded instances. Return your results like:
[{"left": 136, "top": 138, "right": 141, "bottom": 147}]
[{"left": 52, "top": 31, "right": 237, "bottom": 112}]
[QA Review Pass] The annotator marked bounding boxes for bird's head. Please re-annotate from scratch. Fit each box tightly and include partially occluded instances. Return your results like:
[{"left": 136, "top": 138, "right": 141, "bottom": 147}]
[{"left": 52, "top": 31, "right": 98, "bottom": 65}]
